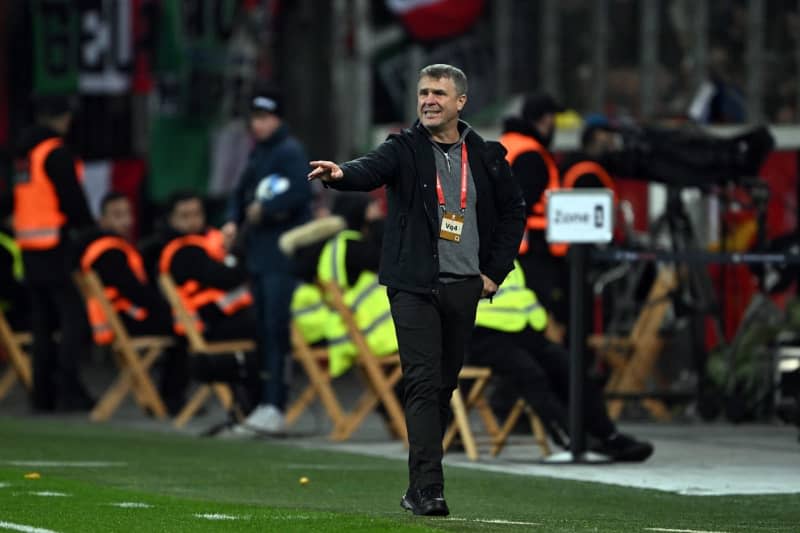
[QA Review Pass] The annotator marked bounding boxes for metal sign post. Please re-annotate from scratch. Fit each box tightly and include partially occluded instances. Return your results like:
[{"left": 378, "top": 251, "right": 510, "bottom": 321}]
[{"left": 544, "top": 189, "right": 614, "bottom": 464}]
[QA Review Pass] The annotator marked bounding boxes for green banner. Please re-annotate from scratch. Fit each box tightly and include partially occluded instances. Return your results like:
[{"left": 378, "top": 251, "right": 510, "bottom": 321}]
[{"left": 32, "top": 0, "right": 79, "bottom": 94}]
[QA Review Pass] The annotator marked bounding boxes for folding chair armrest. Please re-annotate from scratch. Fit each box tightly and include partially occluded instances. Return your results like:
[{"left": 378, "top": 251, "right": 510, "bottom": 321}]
[
  {"left": 587, "top": 334, "right": 633, "bottom": 351},
  {"left": 193, "top": 340, "right": 256, "bottom": 355},
  {"left": 129, "top": 337, "right": 174, "bottom": 351}
]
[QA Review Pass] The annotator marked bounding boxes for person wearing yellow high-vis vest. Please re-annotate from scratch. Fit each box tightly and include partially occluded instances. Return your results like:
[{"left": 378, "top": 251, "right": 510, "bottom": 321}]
[
  {"left": 468, "top": 261, "right": 654, "bottom": 462},
  {"left": 279, "top": 196, "right": 397, "bottom": 377},
  {"left": 317, "top": 228, "right": 398, "bottom": 377}
]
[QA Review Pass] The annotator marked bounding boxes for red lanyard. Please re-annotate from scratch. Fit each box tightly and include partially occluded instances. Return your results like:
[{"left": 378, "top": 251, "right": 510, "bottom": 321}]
[{"left": 435, "top": 142, "right": 468, "bottom": 212}]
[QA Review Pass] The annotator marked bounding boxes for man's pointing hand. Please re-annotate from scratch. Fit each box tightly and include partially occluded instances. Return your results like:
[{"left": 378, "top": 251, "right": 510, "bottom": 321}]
[{"left": 308, "top": 161, "right": 343, "bottom": 182}]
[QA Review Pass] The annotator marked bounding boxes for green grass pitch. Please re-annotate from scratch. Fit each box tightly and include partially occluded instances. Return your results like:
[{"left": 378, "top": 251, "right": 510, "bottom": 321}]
[{"left": 0, "top": 416, "right": 798, "bottom": 532}]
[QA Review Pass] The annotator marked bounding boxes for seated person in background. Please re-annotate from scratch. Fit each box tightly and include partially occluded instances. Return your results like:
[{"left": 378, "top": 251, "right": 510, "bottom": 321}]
[
  {"left": 78, "top": 192, "right": 173, "bottom": 344},
  {"left": 280, "top": 192, "right": 396, "bottom": 377},
  {"left": 77, "top": 192, "right": 186, "bottom": 413},
  {"left": 467, "top": 260, "right": 654, "bottom": 462},
  {"left": 0, "top": 195, "right": 29, "bottom": 330},
  {"left": 156, "top": 191, "right": 260, "bottom": 416}
]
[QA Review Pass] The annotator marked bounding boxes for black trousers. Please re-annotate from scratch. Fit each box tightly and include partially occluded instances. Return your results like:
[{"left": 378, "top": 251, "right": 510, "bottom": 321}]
[
  {"left": 470, "top": 326, "right": 616, "bottom": 444},
  {"left": 28, "top": 280, "right": 91, "bottom": 408},
  {"left": 389, "top": 276, "right": 483, "bottom": 491}
]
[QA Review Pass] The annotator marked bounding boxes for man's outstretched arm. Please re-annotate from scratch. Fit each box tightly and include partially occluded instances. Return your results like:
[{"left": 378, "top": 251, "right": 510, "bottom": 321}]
[{"left": 308, "top": 139, "right": 400, "bottom": 191}]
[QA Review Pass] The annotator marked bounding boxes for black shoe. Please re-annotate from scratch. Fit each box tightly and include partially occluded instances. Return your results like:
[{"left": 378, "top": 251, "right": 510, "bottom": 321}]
[
  {"left": 591, "top": 433, "right": 654, "bottom": 462},
  {"left": 400, "top": 484, "right": 450, "bottom": 516}
]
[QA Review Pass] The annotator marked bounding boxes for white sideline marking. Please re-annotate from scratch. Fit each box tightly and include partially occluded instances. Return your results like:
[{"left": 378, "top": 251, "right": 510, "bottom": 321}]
[
  {"left": 284, "top": 463, "right": 385, "bottom": 471},
  {"left": 28, "top": 492, "right": 69, "bottom": 497},
  {"left": 194, "top": 514, "right": 246, "bottom": 521},
  {"left": 4, "top": 461, "right": 125, "bottom": 468},
  {"left": 0, "top": 520, "right": 61, "bottom": 533},
  {"left": 108, "top": 502, "right": 152, "bottom": 509},
  {"left": 447, "top": 518, "right": 541, "bottom": 527},
  {"left": 644, "top": 527, "right": 727, "bottom": 533},
  {"left": 0, "top": 483, "right": 10, "bottom": 489}
]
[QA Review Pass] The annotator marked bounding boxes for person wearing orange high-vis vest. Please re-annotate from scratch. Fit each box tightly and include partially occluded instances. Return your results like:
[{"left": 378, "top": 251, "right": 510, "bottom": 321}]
[
  {"left": 158, "top": 192, "right": 256, "bottom": 340},
  {"left": 499, "top": 93, "right": 569, "bottom": 336},
  {"left": 13, "top": 95, "right": 95, "bottom": 412},
  {"left": 78, "top": 193, "right": 176, "bottom": 342},
  {"left": 156, "top": 192, "right": 261, "bottom": 415}
]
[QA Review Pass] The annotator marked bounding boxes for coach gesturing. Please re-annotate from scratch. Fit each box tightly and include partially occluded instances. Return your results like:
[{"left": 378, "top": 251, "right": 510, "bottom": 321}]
[{"left": 308, "top": 64, "right": 525, "bottom": 517}]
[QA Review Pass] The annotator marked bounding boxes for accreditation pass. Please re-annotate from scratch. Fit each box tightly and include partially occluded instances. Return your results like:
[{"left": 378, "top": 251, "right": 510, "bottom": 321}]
[{"left": 440, "top": 212, "right": 464, "bottom": 242}]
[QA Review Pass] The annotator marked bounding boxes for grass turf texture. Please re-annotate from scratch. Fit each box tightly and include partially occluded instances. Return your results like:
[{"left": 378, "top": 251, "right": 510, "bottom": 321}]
[{"left": 0, "top": 416, "right": 798, "bottom": 532}]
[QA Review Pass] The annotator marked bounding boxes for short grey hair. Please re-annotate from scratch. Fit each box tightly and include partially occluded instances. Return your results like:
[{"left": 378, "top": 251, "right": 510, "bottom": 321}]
[{"left": 419, "top": 64, "right": 468, "bottom": 96}]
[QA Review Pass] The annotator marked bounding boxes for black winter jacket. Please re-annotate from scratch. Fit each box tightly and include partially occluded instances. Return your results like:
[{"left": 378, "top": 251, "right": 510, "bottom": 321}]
[{"left": 330, "top": 121, "right": 525, "bottom": 294}]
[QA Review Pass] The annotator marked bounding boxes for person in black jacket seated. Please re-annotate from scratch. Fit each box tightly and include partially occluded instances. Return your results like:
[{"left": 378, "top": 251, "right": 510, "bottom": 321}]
[
  {"left": 469, "top": 314, "right": 654, "bottom": 462},
  {"left": 309, "top": 64, "right": 525, "bottom": 517},
  {"left": 78, "top": 193, "right": 173, "bottom": 342},
  {"left": 155, "top": 192, "right": 261, "bottom": 416}
]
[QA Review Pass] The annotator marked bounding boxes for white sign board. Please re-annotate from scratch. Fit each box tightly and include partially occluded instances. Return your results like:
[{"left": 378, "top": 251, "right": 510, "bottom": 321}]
[{"left": 546, "top": 189, "right": 614, "bottom": 244}]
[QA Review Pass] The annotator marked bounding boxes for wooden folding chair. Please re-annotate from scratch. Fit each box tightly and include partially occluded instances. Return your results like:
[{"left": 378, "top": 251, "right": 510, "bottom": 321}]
[
  {"left": 317, "top": 281, "right": 408, "bottom": 442},
  {"left": 588, "top": 267, "right": 677, "bottom": 420},
  {"left": 284, "top": 324, "right": 348, "bottom": 433},
  {"left": 158, "top": 273, "right": 254, "bottom": 428},
  {"left": 490, "top": 398, "right": 552, "bottom": 457},
  {"left": 0, "top": 308, "right": 32, "bottom": 401},
  {"left": 443, "top": 365, "right": 551, "bottom": 459},
  {"left": 443, "top": 366, "right": 499, "bottom": 461},
  {"left": 73, "top": 270, "right": 172, "bottom": 421}
]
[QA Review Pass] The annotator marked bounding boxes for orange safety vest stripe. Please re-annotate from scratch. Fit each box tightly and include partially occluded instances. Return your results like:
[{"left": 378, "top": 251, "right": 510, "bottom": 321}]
[
  {"left": 158, "top": 235, "right": 211, "bottom": 275},
  {"left": 13, "top": 138, "right": 67, "bottom": 250},
  {"left": 81, "top": 235, "right": 148, "bottom": 283},
  {"left": 158, "top": 233, "right": 251, "bottom": 334},
  {"left": 562, "top": 160, "right": 615, "bottom": 192}
]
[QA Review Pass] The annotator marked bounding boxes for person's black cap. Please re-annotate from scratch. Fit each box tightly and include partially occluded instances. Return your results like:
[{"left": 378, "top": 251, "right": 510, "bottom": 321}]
[
  {"left": 250, "top": 86, "right": 282, "bottom": 116},
  {"left": 521, "top": 93, "right": 565, "bottom": 122},
  {"left": 32, "top": 94, "right": 77, "bottom": 118}
]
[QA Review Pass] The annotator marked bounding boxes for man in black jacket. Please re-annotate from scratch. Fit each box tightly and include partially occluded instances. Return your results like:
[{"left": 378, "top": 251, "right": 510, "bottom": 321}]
[{"left": 309, "top": 64, "right": 525, "bottom": 517}]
